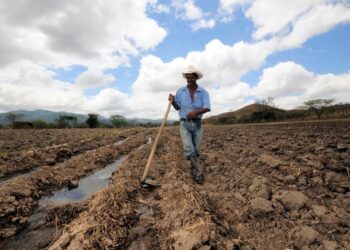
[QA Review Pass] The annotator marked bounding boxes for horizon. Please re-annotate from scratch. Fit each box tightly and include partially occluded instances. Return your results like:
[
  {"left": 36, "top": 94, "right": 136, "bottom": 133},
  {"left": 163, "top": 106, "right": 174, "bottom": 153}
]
[{"left": 0, "top": 1, "right": 349, "bottom": 120}]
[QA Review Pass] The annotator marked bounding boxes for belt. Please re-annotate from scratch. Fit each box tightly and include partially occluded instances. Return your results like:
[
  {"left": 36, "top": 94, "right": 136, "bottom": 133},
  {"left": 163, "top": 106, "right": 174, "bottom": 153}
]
[{"left": 180, "top": 118, "right": 201, "bottom": 122}]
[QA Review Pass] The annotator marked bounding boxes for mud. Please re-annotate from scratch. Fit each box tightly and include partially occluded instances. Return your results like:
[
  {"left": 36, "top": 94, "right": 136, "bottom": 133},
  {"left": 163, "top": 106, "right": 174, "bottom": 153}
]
[
  {"left": 0, "top": 128, "right": 152, "bottom": 240},
  {"left": 1, "top": 120, "right": 350, "bottom": 249},
  {"left": 40, "top": 156, "right": 127, "bottom": 205},
  {"left": 0, "top": 128, "right": 143, "bottom": 181}
]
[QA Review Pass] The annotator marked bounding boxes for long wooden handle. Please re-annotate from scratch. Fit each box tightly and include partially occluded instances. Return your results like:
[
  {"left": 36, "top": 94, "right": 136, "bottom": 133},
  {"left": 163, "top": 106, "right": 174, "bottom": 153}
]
[{"left": 141, "top": 100, "right": 172, "bottom": 182}]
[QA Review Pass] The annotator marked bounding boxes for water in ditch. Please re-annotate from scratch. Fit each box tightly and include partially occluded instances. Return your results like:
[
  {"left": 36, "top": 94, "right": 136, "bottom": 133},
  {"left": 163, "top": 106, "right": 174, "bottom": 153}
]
[{"left": 2, "top": 156, "right": 127, "bottom": 250}]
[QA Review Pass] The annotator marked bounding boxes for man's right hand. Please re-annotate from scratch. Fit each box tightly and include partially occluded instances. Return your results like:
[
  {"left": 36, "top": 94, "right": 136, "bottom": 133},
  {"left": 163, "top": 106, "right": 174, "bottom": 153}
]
[{"left": 168, "top": 94, "right": 175, "bottom": 102}]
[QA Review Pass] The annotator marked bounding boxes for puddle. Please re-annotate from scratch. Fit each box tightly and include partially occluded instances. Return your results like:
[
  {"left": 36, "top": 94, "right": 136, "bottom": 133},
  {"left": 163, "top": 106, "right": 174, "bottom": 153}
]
[
  {"left": 0, "top": 143, "right": 119, "bottom": 187},
  {"left": 1, "top": 156, "right": 127, "bottom": 250},
  {"left": 114, "top": 137, "right": 129, "bottom": 145},
  {"left": 40, "top": 156, "right": 127, "bottom": 206}
]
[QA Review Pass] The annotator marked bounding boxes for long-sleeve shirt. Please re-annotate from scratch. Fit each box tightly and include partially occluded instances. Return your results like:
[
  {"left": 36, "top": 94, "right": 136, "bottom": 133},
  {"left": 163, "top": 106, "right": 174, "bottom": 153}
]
[{"left": 175, "top": 85, "right": 211, "bottom": 119}]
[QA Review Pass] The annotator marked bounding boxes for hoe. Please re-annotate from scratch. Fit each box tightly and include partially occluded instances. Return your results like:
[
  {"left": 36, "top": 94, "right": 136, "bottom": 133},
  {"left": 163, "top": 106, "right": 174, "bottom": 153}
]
[{"left": 140, "top": 100, "right": 172, "bottom": 190}]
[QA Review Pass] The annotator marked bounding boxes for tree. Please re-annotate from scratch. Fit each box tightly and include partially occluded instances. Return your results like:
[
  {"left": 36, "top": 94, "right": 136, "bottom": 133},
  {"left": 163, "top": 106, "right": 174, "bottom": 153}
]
[
  {"left": 85, "top": 113, "right": 99, "bottom": 128},
  {"left": 5, "top": 112, "right": 24, "bottom": 126},
  {"left": 335, "top": 102, "right": 350, "bottom": 118},
  {"left": 13, "top": 121, "right": 33, "bottom": 129},
  {"left": 303, "top": 99, "right": 335, "bottom": 119},
  {"left": 256, "top": 96, "right": 275, "bottom": 111},
  {"left": 65, "top": 115, "right": 78, "bottom": 127},
  {"left": 33, "top": 119, "right": 50, "bottom": 129},
  {"left": 110, "top": 115, "right": 128, "bottom": 128},
  {"left": 55, "top": 115, "right": 77, "bottom": 128}
]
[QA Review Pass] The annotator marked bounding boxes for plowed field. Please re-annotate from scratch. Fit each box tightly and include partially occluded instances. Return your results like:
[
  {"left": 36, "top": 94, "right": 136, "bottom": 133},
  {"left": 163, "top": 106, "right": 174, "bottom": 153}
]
[{"left": 1, "top": 120, "right": 349, "bottom": 250}]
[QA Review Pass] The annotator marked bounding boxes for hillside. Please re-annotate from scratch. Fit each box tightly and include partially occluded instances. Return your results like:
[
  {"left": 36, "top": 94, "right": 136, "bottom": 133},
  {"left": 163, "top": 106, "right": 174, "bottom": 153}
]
[
  {"left": 205, "top": 103, "right": 286, "bottom": 124},
  {"left": 205, "top": 102, "right": 350, "bottom": 124}
]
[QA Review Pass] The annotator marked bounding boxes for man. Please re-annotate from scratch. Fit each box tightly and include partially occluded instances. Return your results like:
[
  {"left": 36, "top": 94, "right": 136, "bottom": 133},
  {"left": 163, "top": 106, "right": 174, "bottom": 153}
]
[{"left": 169, "top": 65, "right": 211, "bottom": 184}]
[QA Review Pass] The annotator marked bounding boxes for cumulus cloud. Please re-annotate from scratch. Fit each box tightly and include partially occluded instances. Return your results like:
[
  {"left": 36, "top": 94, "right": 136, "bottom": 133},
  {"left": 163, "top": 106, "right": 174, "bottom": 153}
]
[
  {"left": 75, "top": 69, "right": 115, "bottom": 89},
  {"left": 0, "top": 0, "right": 167, "bottom": 116},
  {"left": 278, "top": 3, "right": 350, "bottom": 49},
  {"left": 219, "top": 0, "right": 350, "bottom": 44},
  {"left": 246, "top": 0, "right": 328, "bottom": 40},
  {"left": 172, "top": 0, "right": 216, "bottom": 30},
  {"left": 219, "top": 0, "right": 254, "bottom": 22},
  {"left": 151, "top": 4, "right": 171, "bottom": 14},
  {"left": 87, "top": 88, "right": 130, "bottom": 114},
  {"left": 0, "top": 0, "right": 166, "bottom": 69},
  {"left": 252, "top": 62, "right": 314, "bottom": 97},
  {"left": 172, "top": 0, "right": 203, "bottom": 20},
  {"left": 0, "top": 61, "right": 86, "bottom": 112},
  {"left": 1, "top": 0, "right": 349, "bottom": 120},
  {"left": 129, "top": 38, "right": 277, "bottom": 118},
  {"left": 191, "top": 19, "right": 215, "bottom": 31},
  {"left": 252, "top": 62, "right": 350, "bottom": 109}
]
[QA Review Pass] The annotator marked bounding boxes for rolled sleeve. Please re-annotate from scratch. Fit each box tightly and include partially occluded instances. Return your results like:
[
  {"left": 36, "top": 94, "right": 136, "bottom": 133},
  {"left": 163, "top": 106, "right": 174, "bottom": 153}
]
[
  {"left": 175, "top": 90, "right": 181, "bottom": 106},
  {"left": 202, "top": 90, "right": 211, "bottom": 111}
]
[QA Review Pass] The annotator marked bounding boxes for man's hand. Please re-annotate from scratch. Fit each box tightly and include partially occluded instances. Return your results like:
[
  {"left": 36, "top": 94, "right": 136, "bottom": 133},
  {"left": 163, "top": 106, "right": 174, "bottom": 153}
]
[
  {"left": 169, "top": 94, "right": 180, "bottom": 110},
  {"left": 168, "top": 94, "right": 175, "bottom": 102},
  {"left": 186, "top": 111, "right": 197, "bottom": 119},
  {"left": 186, "top": 108, "right": 209, "bottom": 119}
]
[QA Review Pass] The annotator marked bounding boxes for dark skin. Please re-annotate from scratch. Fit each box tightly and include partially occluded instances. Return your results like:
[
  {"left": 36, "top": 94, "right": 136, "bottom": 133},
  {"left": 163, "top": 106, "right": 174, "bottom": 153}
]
[{"left": 169, "top": 73, "right": 210, "bottom": 119}]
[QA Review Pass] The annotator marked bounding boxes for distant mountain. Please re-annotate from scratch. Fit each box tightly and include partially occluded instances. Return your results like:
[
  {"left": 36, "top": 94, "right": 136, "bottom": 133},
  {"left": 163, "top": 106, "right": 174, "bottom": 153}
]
[
  {"left": 0, "top": 110, "right": 110, "bottom": 125},
  {"left": 0, "top": 109, "right": 172, "bottom": 125}
]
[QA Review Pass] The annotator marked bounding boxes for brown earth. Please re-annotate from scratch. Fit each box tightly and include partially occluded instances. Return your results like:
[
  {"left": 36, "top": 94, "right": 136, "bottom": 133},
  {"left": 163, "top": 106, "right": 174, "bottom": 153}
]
[
  {"left": 1, "top": 120, "right": 350, "bottom": 249},
  {"left": 0, "top": 128, "right": 144, "bottom": 180},
  {"left": 0, "top": 128, "right": 152, "bottom": 240}
]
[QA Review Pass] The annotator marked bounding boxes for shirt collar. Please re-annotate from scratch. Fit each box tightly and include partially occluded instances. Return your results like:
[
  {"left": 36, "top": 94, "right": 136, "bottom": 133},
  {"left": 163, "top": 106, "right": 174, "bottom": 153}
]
[{"left": 182, "top": 85, "right": 203, "bottom": 92}]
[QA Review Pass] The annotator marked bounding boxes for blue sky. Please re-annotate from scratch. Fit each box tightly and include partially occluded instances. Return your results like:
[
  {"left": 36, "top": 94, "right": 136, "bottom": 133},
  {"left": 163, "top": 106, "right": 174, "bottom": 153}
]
[{"left": 0, "top": 0, "right": 349, "bottom": 118}]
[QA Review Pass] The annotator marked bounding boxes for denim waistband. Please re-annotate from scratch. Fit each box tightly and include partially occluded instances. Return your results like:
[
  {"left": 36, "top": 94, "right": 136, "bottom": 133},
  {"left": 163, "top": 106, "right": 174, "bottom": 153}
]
[{"left": 180, "top": 118, "right": 202, "bottom": 122}]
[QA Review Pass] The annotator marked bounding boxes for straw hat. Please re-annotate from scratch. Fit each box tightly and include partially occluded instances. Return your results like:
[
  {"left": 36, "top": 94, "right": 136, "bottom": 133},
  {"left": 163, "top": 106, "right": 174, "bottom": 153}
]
[{"left": 182, "top": 65, "right": 203, "bottom": 79}]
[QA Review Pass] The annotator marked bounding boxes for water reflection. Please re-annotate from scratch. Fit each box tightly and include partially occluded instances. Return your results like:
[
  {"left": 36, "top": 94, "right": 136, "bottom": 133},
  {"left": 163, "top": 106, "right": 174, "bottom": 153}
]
[{"left": 40, "top": 156, "right": 126, "bottom": 206}]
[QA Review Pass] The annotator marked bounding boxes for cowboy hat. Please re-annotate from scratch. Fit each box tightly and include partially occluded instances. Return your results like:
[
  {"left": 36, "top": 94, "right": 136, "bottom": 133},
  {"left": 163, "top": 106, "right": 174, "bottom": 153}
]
[{"left": 182, "top": 65, "right": 203, "bottom": 79}]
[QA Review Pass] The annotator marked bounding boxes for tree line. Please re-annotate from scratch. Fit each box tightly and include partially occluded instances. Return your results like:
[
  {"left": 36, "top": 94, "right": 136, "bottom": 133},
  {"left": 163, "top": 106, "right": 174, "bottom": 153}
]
[
  {"left": 213, "top": 98, "right": 350, "bottom": 125},
  {"left": 1, "top": 113, "right": 133, "bottom": 129}
]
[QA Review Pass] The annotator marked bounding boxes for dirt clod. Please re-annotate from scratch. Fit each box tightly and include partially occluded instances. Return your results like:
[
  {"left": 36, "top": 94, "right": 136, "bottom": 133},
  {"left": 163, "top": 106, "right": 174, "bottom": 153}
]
[
  {"left": 274, "top": 190, "right": 308, "bottom": 211},
  {"left": 250, "top": 198, "right": 274, "bottom": 217},
  {"left": 292, "top": 226, "right": 319, "bottom": 248},
  {"left": 1, "top": 121, "right": 350, "bottom": 249}
]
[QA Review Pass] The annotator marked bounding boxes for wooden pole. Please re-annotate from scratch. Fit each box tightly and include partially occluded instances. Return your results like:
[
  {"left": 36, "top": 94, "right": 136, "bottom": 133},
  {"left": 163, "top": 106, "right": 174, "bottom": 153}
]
[{"left": 141, "top": 100, "right": 172, "bottom": 182}]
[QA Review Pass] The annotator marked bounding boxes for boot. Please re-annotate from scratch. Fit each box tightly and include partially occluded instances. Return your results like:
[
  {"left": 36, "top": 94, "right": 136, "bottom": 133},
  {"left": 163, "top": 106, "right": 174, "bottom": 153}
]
[
  {"left": 189, "top": 154, "right": 204, "bottom": 184},
  {"left": 194, "top": 173, "right": 204, "bottom": 184},
  {"left": 189, "top": 154, "right": 197, "bottom": 177}
]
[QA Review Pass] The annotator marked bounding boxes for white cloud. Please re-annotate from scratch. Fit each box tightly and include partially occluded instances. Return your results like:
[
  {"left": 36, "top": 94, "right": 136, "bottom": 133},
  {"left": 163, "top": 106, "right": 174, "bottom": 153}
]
[
  {"left": 252, "top": 62, "right": 314, "bottom": 97},
  {"left": 129, "top": 38, "right": 277, "bottom": 118},
  {"left": 0, "top": 61, "right": 86, "bottom": 112},
  {"left": 1, "top": 1, "right": 349, "bottom": 120},
  {"left": 172, "top": 0, "right": 216, "bottom": 30},
  {"left": 219, "top": 0, "right": 253, "bottom": 22},
  {"left": 0, "top": 0, "right": 167, "bottom": 117},
  {"left": 219, "top": 0, "right": 350, "bottom": 44},
  {"left": 75, "top": 69, "right": 115, "bottom": 89},
  {"left": 246, "top": 0, "right": 328, "bottom": 40},
  {"left": 279, "top": 3, "right": 350, "bottom": 49},
  {"left": 152, "top": 4, "right": 171, "bottom": 14},
  {"left": 0, "top": 0, "right": 167, "bottom": 69},
  {"left": 191, "top": 19, "right": 215, "bottom": 31},
  {"left": 87, "top": 88, "right": 130, "bottom": 113},
  {"left": 252, "top": 62, "right": 350, "bottom": 109},
  {"left": 172, "top": 0, "right": 203, "bottom": 20}
]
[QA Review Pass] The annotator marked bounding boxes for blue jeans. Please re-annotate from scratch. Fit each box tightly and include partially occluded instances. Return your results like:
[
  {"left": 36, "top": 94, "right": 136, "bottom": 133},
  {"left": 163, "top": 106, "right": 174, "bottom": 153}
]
[{"left": 179, "top": 120, "right": 203, "bottom": 159}]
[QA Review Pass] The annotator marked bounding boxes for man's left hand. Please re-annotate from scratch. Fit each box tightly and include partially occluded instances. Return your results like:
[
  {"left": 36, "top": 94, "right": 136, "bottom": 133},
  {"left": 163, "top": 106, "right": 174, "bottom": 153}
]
[{"left": 186, "top": 111, "right": 197, "bottom": 119}]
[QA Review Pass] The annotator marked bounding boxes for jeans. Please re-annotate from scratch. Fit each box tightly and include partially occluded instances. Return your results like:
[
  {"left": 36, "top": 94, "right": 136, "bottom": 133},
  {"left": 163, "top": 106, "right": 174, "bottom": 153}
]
[{"left": 179, "top": 120, "right": 203, "bottom": 159}]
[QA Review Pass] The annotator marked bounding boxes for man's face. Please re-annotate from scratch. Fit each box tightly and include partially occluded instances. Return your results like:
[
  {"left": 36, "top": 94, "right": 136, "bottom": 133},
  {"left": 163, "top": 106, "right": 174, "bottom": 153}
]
[{"left": 185, "top": 73, "right": 197, "bottom": 84}]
